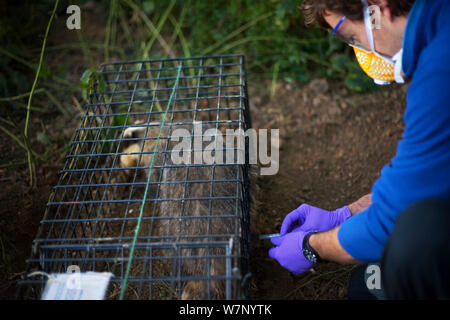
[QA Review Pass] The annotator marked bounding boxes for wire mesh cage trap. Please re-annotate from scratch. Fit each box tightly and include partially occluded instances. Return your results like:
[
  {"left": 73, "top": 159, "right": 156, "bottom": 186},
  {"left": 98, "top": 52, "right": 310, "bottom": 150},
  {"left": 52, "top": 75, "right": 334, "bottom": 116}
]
[{"left": 18, "top": 54, "right": 252, "bottom": 300}]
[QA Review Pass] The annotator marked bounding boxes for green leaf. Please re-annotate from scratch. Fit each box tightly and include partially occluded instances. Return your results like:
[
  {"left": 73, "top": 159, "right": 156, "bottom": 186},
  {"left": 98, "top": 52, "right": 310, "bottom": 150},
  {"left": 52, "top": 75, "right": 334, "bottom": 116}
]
[
  {"left": 96, "top": 72, "right": 107, "bottom": 93},
  {"left": 345, "top": 74, "right": 364, "bottom": 92},
  {"left": 112, "top": 114, "right": 128, "bottom": 127},
  {"left": 80, "top": 68, "right": 108, "bottom": 101},
  {"left": 331, "top": 54, "right": 352, "bottom": 71},
  {"left": 82, "top": 87, "right": 88, "bottom": 102},
  {"left": 345, "top": 71, "right": 379, "bottom": 93},
  {"left": 80, "top": 69, "right": 94, "bottom": 86}
]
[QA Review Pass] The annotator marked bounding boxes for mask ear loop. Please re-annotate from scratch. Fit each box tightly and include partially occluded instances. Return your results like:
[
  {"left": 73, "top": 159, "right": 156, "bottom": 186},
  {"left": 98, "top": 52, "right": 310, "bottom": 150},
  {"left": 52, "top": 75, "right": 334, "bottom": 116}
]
[
  {"left": 360, "top": 0, "right": 393, "bottom": 85},
  {"left": 361, "top": 0, "right": 375, "bottom": 52},
  {"left": 361, "top": 0, "right": 396, "bottom": 62},
  {"left": 393, "top": 49, "right": 405, "bottom": 84}
]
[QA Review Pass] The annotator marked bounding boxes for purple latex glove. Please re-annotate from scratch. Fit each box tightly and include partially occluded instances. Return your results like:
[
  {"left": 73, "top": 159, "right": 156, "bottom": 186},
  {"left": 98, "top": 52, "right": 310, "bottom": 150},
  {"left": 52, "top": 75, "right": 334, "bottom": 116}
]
[
  {"left": 280, "top": 204, "right": 352, "bottom": 236},
  {"left": 268, "top": 230, "right": 313, "bottom": 275}
]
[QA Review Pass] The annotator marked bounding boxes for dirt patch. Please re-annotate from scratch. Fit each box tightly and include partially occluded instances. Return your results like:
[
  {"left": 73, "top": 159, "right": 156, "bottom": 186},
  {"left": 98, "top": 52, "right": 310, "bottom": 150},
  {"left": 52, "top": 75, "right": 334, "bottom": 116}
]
[
  {"left": 0, "top": 111, "right": 79, "bottom": 299},
  {"left": 249, "top": 78, "right": 406, "bottom": 299}
]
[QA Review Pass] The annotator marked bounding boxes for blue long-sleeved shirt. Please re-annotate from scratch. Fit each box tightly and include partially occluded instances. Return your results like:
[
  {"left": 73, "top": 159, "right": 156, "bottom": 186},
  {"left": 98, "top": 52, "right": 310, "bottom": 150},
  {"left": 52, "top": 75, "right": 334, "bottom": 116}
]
[{"left": 338, "top": 0, "right": 450, "bottom": 262}]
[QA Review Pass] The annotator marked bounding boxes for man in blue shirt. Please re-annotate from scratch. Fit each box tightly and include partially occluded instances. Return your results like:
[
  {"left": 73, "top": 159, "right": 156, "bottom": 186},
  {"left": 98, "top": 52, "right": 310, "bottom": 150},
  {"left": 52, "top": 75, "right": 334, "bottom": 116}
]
[{"left": 269, "top": 0, "right": 450, "bottom": 299}]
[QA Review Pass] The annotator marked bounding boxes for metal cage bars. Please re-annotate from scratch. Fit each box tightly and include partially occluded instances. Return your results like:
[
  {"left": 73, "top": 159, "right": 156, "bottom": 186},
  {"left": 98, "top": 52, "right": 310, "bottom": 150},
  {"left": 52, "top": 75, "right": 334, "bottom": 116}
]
[{"left": 18, "top": 55, "right": 251, "bottom": 300}]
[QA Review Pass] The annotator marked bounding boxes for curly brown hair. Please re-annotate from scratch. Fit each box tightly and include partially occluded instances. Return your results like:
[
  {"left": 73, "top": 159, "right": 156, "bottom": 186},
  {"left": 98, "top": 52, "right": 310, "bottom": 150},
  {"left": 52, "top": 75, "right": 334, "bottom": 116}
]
[{"left": 301, "top": 0, "right": 414, "bottom": 28}]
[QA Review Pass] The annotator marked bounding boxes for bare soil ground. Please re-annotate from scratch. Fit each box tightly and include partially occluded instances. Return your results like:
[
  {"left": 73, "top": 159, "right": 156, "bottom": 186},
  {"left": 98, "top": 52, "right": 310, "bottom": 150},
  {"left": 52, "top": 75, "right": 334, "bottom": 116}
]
[{"left": 249, "top": 79, "right": 406, "bottom": 299}]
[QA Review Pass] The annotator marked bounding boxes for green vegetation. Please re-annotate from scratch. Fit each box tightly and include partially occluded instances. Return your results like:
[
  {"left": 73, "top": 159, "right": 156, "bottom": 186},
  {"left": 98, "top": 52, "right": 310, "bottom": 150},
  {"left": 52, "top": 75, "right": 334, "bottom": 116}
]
[{"left": 0, "top": 0, "right": 377, "bottom": 185}]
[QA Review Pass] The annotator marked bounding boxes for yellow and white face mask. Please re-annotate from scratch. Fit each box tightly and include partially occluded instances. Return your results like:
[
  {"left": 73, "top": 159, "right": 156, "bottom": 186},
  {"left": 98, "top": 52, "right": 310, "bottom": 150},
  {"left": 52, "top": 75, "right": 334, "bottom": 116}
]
[
  {"left": 353, "top": 47, "right": 404, "bottom": 85},
  {"left": 353, "top": 0, "right": 405, "bottom": 85}
]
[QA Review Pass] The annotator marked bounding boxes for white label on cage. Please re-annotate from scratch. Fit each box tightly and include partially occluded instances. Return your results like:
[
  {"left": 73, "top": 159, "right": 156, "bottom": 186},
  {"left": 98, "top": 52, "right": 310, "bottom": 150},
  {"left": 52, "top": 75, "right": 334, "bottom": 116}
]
[{"left": 41, "top": 272, "right": 113, "bottom": 300}]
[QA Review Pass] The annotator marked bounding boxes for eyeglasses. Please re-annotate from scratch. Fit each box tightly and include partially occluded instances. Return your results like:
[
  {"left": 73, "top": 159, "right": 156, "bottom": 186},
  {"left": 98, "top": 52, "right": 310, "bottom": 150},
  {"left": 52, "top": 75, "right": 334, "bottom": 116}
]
[{"left": 331, "top": 16, "right": 370, "bottom": 51}]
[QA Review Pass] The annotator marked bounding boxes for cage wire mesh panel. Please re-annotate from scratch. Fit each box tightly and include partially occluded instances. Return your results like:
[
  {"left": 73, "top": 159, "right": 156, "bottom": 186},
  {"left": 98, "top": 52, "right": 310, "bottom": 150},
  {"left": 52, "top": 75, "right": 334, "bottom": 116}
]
[{"left": 18, "top": 55, "right": 252, "bottom": 300}]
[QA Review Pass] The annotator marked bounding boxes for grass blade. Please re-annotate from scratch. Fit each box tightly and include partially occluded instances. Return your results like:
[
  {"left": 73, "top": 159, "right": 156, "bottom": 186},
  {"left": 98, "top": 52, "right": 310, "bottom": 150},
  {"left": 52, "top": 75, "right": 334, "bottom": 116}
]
[
  {"left": 201, "top": 12, "right": 274, "bottom": 56},
  {"left": 23, "top": 0, "right": 59, "bottom": 186}
]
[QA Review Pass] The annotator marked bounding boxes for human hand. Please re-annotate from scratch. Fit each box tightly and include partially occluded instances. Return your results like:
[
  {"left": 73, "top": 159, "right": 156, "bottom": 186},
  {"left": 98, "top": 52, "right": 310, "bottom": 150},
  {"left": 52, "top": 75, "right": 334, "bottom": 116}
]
[
  {"left": 268, "top": 230, "right": 314, "bottom": 275},
  {"left": 280, "top": 204, "right": 351, "bottom": 236}
]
